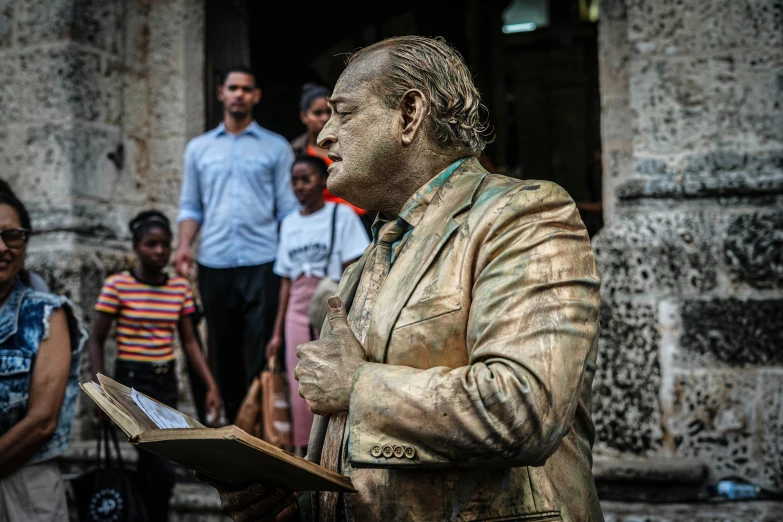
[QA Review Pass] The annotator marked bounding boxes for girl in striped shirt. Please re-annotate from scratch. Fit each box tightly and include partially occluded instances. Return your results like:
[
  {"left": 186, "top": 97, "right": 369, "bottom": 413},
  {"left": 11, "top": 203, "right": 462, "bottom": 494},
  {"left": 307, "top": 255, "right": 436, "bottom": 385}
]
[{"left": 88, "top": 210, "right": 221, "bottom": 522}]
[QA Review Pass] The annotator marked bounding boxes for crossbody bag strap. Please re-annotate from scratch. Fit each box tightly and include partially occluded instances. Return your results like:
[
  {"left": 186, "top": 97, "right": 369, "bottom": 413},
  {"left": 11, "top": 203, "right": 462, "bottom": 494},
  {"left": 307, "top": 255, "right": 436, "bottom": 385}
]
[{"left": 325, "top": 203, "right": 338, "bottom": 276}]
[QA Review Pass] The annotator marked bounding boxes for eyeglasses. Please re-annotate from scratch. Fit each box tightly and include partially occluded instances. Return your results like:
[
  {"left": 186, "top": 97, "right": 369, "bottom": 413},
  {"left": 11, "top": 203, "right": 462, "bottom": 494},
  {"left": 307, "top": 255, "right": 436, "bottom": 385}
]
[{"left": 0, "top": 228, "right": 30, "bottom": 249}]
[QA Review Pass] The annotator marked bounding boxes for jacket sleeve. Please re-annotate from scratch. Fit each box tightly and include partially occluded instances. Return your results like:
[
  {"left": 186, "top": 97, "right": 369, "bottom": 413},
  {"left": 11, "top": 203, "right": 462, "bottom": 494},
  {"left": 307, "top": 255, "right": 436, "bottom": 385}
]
[{"left": 346, "top": 183, "right": 601, "bottom": 468}]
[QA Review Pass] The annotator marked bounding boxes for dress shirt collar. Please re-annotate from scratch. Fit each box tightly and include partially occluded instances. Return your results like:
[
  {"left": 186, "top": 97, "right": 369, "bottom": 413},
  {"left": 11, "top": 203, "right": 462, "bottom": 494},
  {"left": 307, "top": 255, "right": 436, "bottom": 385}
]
[
  {"left": 371, "top": 157, "right": 470, "bottom": 241},
  {"left": 214, "top": 120, "right": 263, "bottom": 138}
]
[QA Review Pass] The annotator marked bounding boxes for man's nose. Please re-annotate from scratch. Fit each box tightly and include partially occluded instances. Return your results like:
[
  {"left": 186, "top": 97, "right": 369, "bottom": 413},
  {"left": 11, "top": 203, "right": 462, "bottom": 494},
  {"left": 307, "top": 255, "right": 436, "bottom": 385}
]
[{"left": 317, "top": 118, "right": 337, "bottom": 150}]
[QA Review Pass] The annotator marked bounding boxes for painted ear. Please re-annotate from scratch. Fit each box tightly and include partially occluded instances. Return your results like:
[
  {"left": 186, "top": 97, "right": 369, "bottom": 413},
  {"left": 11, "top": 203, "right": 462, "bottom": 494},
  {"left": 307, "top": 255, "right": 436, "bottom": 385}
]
[{"left": 399, "top": 89, "right": 426, "bottom": 146}]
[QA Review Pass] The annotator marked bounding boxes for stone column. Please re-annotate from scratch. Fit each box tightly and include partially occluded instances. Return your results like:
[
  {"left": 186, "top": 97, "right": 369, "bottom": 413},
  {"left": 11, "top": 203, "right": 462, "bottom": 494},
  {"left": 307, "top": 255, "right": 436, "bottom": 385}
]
[
  {"left": 0, "top": 0, "right": 205, "bottom": 440},
  {"left": 593, "top": 0, "right": 783, "bottom": 494}
]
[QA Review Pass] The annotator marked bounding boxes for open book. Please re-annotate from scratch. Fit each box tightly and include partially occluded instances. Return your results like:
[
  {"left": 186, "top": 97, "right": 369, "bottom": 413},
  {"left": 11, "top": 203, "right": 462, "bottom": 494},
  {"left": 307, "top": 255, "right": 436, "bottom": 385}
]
[{"left": 81, "top": 374, "right": 354, "bottom": 492}]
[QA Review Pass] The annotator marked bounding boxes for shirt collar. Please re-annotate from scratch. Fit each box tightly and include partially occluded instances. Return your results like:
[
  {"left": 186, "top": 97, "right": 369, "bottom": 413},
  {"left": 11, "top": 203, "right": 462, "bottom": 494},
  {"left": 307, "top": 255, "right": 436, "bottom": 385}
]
[
  {"left": 371, "top": 157, "right": 469, "bottom": 240},
  {"left": 215, "top": 120, "right": 263, "bottom": 138}
]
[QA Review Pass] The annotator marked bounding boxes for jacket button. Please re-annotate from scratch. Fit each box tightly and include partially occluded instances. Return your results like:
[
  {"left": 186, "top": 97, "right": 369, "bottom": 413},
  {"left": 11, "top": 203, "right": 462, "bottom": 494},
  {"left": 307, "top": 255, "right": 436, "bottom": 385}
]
[
  {"left": 404, "top": 446, "right": 416, "bottom": 459},
  {"left": 382, "top": 445, "right": 394, "bottom": 458},
  {"left": 393, "top": 446, "right": 404, "bottom": 458},
  {"left": 370, "top": 446, "right": 382, "bottom": 458}
]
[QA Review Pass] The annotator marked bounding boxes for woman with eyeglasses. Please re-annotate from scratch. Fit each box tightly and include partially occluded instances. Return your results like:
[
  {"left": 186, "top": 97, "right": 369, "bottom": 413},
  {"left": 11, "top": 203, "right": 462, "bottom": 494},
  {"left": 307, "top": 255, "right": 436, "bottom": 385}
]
[{"left": 0, "top": 180, "right": 86, "bottom": 522}]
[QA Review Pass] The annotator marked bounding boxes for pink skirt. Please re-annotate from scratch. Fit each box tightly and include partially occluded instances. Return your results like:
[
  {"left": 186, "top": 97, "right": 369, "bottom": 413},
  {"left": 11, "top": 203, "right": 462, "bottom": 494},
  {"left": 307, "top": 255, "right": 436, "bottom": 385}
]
[{"left": 285, "top": 275, "right": 320, "bottom": 447}]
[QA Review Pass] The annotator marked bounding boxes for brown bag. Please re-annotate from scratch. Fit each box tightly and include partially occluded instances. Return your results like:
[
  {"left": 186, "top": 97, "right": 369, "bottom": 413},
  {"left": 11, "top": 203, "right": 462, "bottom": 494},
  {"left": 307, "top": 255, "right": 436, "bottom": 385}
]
[
  {"left": 260, "top": 358, "right": 293, "bottom": 451},
  {"left": 234, "top": 375, "right": 263, "bottom": 438},
  {"left": 233, "top": 358, "right": 293, "bottom": 451}
]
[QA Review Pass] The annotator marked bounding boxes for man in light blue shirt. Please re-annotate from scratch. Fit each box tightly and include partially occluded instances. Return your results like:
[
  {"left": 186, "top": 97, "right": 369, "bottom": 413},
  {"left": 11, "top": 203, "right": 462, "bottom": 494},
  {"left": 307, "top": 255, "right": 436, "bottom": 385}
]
[{"left": 174, "top": 65, "right": 299, "bottom": 422}]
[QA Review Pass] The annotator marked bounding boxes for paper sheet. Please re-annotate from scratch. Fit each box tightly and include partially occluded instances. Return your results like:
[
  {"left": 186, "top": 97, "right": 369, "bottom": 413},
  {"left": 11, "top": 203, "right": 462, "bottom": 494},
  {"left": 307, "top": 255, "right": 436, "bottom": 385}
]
[{"left": 132, "top": 388, "right": 190, "bottom": 429}]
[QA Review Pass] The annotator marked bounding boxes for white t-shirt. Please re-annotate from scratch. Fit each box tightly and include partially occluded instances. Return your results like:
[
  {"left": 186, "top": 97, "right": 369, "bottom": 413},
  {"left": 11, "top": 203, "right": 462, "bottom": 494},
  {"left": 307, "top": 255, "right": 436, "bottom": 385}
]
[{"left": 274, "top": 202, "right": 370, "bottom": 281}]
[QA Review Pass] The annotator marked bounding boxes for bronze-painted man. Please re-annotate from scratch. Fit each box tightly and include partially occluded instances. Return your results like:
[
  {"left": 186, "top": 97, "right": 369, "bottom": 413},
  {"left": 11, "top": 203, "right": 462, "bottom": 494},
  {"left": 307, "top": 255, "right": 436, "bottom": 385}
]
[{"left": 213, "top": 35, "right": 603, "bottom": 522}]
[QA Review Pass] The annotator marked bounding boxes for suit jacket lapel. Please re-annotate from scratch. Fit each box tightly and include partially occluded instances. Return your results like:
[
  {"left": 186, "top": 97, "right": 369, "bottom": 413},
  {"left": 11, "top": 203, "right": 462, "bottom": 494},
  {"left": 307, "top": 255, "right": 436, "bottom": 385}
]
[
  {"left": 318, "top": 245, "right": 370, "bottom": 338},
  {"left": 365, "top": 158, "right": 488, "bottom": 363}
]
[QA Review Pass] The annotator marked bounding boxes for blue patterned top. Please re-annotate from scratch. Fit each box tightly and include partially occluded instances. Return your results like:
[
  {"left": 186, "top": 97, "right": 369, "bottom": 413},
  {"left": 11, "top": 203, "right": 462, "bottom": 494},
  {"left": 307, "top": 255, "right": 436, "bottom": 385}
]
[{"left": 0, "top": 279, "right": 86, "bottom": 465}]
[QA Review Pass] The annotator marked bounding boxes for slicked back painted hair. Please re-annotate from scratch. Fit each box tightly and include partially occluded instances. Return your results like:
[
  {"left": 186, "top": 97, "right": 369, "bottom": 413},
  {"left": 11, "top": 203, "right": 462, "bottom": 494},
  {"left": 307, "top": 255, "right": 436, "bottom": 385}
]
[{"left": 347, "top": 36, "right": 492, "bottom": 156}]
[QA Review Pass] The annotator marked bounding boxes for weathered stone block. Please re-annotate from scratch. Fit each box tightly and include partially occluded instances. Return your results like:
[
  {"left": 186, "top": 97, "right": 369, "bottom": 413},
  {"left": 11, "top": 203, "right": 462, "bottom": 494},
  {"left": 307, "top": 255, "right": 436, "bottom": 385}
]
[
  {"left": 593, "top": 301, "right": 662, "bottom": 454},
  {"left": 710, "top": 52, "right": 783, "bottom": 151},
  {"left": 724, "top": 210, "right": 783, "bottom": 289},
  {"left": 759, "top": 372, "right": 783, "bottom": 492},
  {"left": 3, "top": 124, "right": 75, "bottom": 208},
  {"left": 0, "top": 52, "right": 20, "bottom": 125},
  {"left": 593, "top": 212, "right": 719, "bottom": 298},
  {"left": 598, "top": 19, "right": 629, "bottom": 100},
  {"left": 14, "top": 0, "right": 122, "bottom": 52},
  {"left": 681, "top": 150, "right": 783, "bottom": 197},
  {"left": 6, "top": 123, "right": 119, "bottom": 210},
  {"left": 627, "top": 0, "right": 782, "bottom": 56},
  {"left": 629, "top": 56, "right": 715, "bottom": 156},
  {"left": 602, "top": 499, "right": 783, "bottom": 522},
  {"left": 667, "top": 371, "right": 758, "bottom": 481},
  {"left": 626, "top": 0, "right": 696, "bottom": 54},
  {"left": 0, "top": 0, "right": 13, "bottom": 47},
  {"left": 678, "top": 299, "right": 783, "bottom": 367},
  {"left": 600, "top": 98, "right": 632, "bottom": 141},
  {"left": 19, "top": 45, "right": 103, "bottom": 123},
  {"left": 696, "top": 0, "right": 783, "bottom": 52}
]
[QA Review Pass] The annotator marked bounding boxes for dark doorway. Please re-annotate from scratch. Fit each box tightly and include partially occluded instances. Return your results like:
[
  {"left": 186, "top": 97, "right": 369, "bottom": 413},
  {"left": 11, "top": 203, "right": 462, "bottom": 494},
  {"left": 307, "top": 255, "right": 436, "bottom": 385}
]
[{"left": 205, "top": 0, "right": 603, "bottom": 234}]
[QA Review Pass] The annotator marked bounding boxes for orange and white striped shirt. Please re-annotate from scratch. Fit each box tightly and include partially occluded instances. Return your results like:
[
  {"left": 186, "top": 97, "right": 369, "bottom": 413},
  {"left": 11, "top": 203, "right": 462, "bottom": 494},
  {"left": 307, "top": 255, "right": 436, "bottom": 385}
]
[{"left": 95, "top": 271, "right": 195, "bottom": 363}]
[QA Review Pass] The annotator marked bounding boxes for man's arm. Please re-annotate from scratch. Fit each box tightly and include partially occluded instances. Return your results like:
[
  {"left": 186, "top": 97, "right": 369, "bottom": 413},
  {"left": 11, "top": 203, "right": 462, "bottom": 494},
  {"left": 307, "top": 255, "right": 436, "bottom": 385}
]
[
  {"left": 175, "top": 143, "right": 203, "bottom": 277},
  {"left": 346, "top": 183, "right": 601, "bottom": 468},
  {"left": 273, "top": 145, "right": 299, "bottom": 221}
]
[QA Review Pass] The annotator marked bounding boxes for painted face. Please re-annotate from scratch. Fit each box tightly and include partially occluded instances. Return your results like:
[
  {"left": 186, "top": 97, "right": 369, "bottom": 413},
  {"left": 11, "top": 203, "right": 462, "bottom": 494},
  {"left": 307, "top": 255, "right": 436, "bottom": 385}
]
[
  {"left": 317, "top": 52, "right": 399, "bottom": 211},
  {"left": 218, "top": 72, "right": 261, "bottom": 118},
  {"left": 301, "top": 97, "right": 332, "bottom": 137},
  {"left": 0, "top": 204, "right": 26, "bottom": 286},
  {"left": 134, "top": 226, "right": 172, "bottom": 272},
  {"left": 291, "top": 162, "right": 326, "bottom": 209}
]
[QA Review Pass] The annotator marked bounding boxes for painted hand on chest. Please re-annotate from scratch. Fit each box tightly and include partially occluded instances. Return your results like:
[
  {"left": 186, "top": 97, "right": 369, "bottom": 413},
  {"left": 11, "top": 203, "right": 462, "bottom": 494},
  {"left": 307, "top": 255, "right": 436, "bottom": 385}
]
[{"left": 293, "top": 296, "right": 367, "bottom": 415}]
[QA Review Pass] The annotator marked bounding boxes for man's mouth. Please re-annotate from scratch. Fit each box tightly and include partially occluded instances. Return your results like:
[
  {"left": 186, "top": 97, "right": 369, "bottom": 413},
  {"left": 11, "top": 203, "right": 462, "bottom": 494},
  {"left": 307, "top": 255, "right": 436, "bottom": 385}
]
[{"left": 328, "top": 153, "right": 342, "bottom": 162}]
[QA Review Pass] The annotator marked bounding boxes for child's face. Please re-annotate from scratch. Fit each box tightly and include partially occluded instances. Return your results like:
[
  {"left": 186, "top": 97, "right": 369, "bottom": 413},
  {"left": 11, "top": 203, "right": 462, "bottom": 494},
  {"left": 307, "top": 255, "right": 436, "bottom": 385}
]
[
  {"left": 292, "top": 162, "right": 326, "bottom": 209},
  {"left": 134, "top": 226, "right": 172, "bottom": 272}
]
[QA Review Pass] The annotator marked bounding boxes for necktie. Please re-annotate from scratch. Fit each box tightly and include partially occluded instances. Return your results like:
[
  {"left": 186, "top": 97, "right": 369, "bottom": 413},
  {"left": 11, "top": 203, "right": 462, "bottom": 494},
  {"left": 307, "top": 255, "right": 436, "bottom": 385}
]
[
  {"left": 319, "top": 217, "right": 408, "bottom": 522},
  {"left": 352, "top": 218, "right": 408, "bottom": 342}
]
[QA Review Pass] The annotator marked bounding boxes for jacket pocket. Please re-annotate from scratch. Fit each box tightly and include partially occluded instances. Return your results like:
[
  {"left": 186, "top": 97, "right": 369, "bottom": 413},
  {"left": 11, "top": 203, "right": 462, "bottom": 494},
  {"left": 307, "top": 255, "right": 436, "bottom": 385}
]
[
  {"left": 394, "top": 291, "right": 461, "bottom": 330},
  {"left": 243, "top": 155, "right": 274, "bottom": 182},
  {"left": 0, "top": 352, "right": 33, "bottom": 433}
]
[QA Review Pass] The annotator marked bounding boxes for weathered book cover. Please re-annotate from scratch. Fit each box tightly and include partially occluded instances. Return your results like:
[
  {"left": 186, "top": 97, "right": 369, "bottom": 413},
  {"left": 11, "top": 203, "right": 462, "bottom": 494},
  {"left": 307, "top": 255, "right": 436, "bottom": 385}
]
[{"left": 81, "top": 374, "right": 354, "bottom": 492}]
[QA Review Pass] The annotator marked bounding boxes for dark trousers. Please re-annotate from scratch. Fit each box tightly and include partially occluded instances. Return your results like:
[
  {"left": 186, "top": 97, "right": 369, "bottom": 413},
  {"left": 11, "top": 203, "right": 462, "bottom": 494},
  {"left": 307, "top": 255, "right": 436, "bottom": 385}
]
[
  {"left": 198, "top": 262, "right": 280, "bottom": 423},
  {"left": 114, "top": 361, "right": 178, "bottom": 522}
]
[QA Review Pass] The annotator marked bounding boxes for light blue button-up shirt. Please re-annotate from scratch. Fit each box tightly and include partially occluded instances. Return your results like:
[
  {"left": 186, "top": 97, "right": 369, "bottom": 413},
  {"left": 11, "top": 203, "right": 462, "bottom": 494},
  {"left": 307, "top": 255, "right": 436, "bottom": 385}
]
[{"left": 178, "top": 121, "right": 300, "bottom": 268}]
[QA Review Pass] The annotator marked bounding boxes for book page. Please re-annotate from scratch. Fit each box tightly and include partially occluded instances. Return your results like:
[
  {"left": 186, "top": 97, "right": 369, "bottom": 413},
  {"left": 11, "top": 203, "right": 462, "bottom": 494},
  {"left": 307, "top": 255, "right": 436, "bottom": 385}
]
[
  {"left": 132, "top": 388, "right": 190, "bottom": 429},
  {"left": 79, "top": 381, "right": 140, "bottom": 438}
]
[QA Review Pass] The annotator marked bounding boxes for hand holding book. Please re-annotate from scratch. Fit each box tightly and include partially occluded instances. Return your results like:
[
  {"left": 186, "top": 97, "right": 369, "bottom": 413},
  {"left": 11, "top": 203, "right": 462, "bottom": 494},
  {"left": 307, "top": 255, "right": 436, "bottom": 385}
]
[
  {"left": 80, "top": 374, "right": 354, "bottom": 494},
  {"left": 196, "top": 473, "right": 298, "bottom": 522}
]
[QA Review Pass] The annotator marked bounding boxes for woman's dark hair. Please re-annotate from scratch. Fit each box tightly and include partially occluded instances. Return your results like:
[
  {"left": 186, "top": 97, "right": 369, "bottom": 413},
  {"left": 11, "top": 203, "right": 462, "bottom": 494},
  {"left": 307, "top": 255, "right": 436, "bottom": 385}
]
[
  {"left": 0, "top": 179, "right": 32, "bottom": 285},
  {"left": 129, "top": 210, "right": 172, "bottom": 246},
  {"left": 299, "top": 83, "right": 330, "bottom": 112},
  {"left": 294, "top": 154, "right": 328, "bottom": 179}
]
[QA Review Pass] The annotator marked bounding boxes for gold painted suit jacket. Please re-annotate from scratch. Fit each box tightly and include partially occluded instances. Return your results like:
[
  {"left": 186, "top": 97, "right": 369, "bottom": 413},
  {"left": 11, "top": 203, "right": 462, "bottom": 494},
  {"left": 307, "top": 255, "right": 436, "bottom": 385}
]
[{"left": 308, "top": 158, "right": 603, "bottom": 522}]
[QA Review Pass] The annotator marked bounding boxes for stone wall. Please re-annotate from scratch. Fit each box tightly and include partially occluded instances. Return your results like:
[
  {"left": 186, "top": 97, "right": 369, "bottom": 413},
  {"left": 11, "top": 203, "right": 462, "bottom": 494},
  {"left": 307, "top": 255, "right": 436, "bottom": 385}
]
[
  {"left": 594, "top": 0, "right": 783, "bottom": 495},
  {"left": 0, "top": 0, "right": 205, "bottom": 440}
]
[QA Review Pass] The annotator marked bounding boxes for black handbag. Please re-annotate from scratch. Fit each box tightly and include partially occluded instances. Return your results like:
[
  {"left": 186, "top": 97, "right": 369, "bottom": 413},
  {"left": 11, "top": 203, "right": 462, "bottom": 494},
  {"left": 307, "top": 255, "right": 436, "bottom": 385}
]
[{"left": 71, "top": 424, "right": 150, "bottom": 522}]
